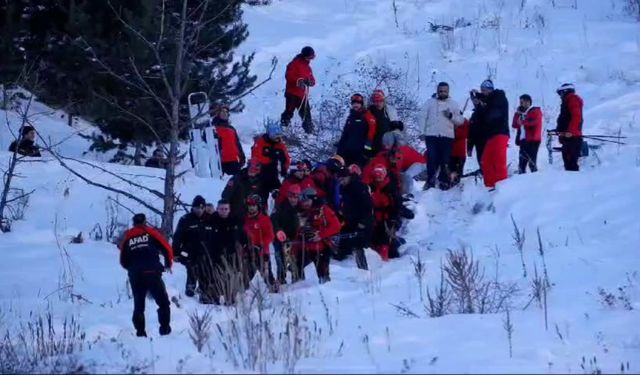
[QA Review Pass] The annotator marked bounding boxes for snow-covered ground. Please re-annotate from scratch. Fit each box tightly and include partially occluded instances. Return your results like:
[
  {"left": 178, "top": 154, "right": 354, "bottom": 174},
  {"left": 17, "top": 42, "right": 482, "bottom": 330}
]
[{"left": 1, "top": 0, "right": 640, "bottom": 373}]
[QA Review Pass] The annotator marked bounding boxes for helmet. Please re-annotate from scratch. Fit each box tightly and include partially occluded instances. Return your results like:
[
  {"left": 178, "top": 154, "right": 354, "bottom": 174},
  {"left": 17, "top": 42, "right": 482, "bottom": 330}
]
[
  {"left": 371, "top": 90, "right": 385, "bottom": 103},
  {"left": 556, "top": 83, "right": 575, "bottom": 95},
  {"left": 246, "top": 194, "right": 262, "bottom": 207},
  {"left": 300, "top": 187, "right": 318, "bottom": 201},
  {"left": 266, "top": 121, "right": 283, "bottom": 139},
  {"left": 350, "top": 93, "right": 365, "bottom": 105},
  {"left": 326, "top": 155, "right": 345, "bottom": 173},
  {"left": 372, "top": 164, "right": 387, "bottom": 179}
]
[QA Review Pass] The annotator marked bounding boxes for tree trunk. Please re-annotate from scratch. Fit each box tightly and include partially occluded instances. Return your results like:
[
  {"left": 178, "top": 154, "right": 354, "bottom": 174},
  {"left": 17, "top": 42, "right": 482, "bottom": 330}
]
[
  {"left": 1, "top": 85, "right": 8, "bottom": 110},
  {"left": 0, "top": 153, "right": 19, "bottom": 220},
  {"left": 133, "top": 141, "right": 144, "bottom": 166}
]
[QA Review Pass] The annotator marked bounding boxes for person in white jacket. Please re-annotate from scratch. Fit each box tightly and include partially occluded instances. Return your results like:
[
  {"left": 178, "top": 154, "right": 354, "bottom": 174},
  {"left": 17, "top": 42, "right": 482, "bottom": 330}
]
[{"left": 419, "top": 82, "right": 464, "bottom": 190}]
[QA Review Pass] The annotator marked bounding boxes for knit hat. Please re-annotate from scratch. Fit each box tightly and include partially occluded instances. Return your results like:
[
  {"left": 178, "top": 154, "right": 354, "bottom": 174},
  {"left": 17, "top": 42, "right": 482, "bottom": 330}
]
[
  {"left": 371, "top": 90, "right": 385, "bottom": 103},
  {"left": 21, "top": 125, "right": 35, "bottom": 136},
  {"left": 132, "top": 213, "right": 146, "bottom": 226},
  {"left": 301, "top": 46, "right": 315, "bottom": 58},
  {"left": 350, "top": 93, "right": 365, "bottom": 105},
  {"left": 480, "top": 79, "right": 494, "bottom": 90},
  {"left": 192, "top": 195, "right": 206, "bottom": 208}
]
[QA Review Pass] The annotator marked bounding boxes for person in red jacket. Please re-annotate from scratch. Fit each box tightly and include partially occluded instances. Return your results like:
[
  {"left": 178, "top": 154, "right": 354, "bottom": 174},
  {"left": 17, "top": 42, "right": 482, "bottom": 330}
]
[
  {"left": 281, "top": 46, "right": 316, "bottom": 134},
  {"left": 293, "top": 188, "right": 341, "bottom": 284},
  {"left": 362, "top": 132, "right": 426, "bottom": 194},
  {"left": 276, "top": 161, "right": 317, "bottom": 205},
  {"left": 243, "top": 194, "right": 276, "bottom": 290},
  {"left": 450, "top": 117, "right": 470, "bottom": 186},
  {"left": 251, "top": 122, "right": 291, "bottom": 194},
  {"left": 512, "top": 94, "right": 543, "bottom": 173},
  {"left": 555, "top": 83, "right": 583, "bottom": 171},
  {"left": 368, "top": 165, "right": 401, "bottom": 261},
  {"left": 211, "top": 104, "right": 246, "bottom": 176},
  {"left": 336, "top": 94, "right": 378, "bottom": 167},
  {"left": 119, "top": 213, "right": 173, "bottom": 337}
]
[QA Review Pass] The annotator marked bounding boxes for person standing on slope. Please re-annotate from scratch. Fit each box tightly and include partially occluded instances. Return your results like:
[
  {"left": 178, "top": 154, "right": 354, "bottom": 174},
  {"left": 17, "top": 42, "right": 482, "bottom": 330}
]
[
  {"left": 369, "top": 165, "right": 402, "bottom": 261},
  {"left": 211, "top": 104, "right": 246, "bottom": 176},
  {"left": 250, "top": 122, "right": 291, "bottom": 194},
  {"left": 243, "top": 194, "right": 277, "bottom": 291},
  {"left": 469, "top": 79, "right": 510, "bottom": 190},
  {"left": 368, "top": 90, "right": 400, "bottom": 154},
  {"left": 337, "top": 93, "right": 377, "bottom": 168},
  {"left": 512, "top": 94, "right": 543, "bottom": 173},
  {"left": 419, "top": 82, "right": 465, "bottom": 190},
  {"left": 276, "top": 161, "right": 317, "bottom": 206},
  {"left": 119, "top": 213, "right": 173, "bottom": 337},
  {"left": 555, "top": 83, "right": 584, "bottom": 172},
  {"left": 281, "top": 46, "right": 316, "bottom": 134},
  {"left": 270, "top": 184, "right": 301, "bottom": 284}
]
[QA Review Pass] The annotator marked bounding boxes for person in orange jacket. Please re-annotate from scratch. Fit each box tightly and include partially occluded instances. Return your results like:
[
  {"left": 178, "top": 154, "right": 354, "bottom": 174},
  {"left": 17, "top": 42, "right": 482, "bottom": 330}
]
[
  {"left": 512, "top": 94, "right": 543, "bottom": 173},
  {"left": 243, "top": 194, "right": 276, "bottom": 290},
  {"left": 293, "top": 188, "right": 341, "bottom": 284},
  {"left": 281, "top": 46, "right": 316, "bottom": 134},
  {"left": 276, "top": 161, "right": 317, "bottom": 206},
  {"left": 250, "top": 122, "right": 291, "bottom": 194},
  {"left": 119, "top": 213, "right": 173, "bottom": 337},
  {"left": 211, "top": 104, "right": 246, "bottom": 176}
]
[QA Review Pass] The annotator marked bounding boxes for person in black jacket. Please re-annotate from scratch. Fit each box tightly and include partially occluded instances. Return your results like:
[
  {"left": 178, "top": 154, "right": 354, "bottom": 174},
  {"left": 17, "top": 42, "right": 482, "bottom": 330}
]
[
  {"left": 208, "top": 199, "right": 245, "bottom": 304},
  {"left": 270, "top": 184, "right": 301, "bottom": 284},
  {"left": 221, "top": 159, "right": 269, "bottom": 220},
  {"left": 9, "top": 125, "right": 41, "bottom": 157},
  {"left": 119, "top": 213, "right": 173, "bottom": 337},
  {"left": 172, "top": 195, "right": 215, "bottom": 300},
  {"left": 469, "top": 80, "right": 510, "bottom": 189},
  {"left": 337, "top": 94, "right": 377, "bottom": 167},
  {"left": 145, "top": 148, "right": 167, "bottom": 169},
  {"left": 336, "top": 165, "right": 373, "bottom": 269}
]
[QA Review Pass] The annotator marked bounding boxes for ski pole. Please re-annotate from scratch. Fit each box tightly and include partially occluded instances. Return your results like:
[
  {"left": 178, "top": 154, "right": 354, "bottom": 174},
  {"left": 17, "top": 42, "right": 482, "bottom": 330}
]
[
  {"left": 581, "top": 134, "right": 627, "bottom": 139},
  {"left": 583, "top": 137, "right": 626, "bottom": 145}
]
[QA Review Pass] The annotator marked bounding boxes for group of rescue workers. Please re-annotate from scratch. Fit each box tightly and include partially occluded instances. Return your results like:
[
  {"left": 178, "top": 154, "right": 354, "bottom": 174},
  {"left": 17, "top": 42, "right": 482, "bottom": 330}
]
[{"left": 115, "top": 46, "right": 584, "bottom": 337}]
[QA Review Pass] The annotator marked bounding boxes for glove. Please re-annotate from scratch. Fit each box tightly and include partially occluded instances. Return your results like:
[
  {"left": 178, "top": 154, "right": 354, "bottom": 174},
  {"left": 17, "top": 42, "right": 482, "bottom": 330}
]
[
  {"left": 390, "top": 120, "right": 404, "bottom": 131},
  {"left": 271, "top": 189, "right": 279, "bottom": 200},
  {"left": 296, "top": 78, "right": 308, "bottom": 88},
  {"left": 272, "top": 149, "right": 285, "bottom": 163},
  {"left": 442, "top": 109, "right": 453, "bottom": 119},
  {"left": 515, "top": 138, "right": 521, "bottom": 146},
  {"left": 276, "top": 230, "right": 287, "bottom": 242}
]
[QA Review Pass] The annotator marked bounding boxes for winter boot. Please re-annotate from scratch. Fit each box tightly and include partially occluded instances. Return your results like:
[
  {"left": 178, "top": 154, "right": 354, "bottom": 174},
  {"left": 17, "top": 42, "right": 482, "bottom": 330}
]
[
  {"left": 377, "top": 245, "right": 390, "bottom": 261},
  {"left": 159, "top": 325, "right": 172, "bottom": 336},
  {"left": 136, "top": 330, "right": 147, "bottom": 337}
]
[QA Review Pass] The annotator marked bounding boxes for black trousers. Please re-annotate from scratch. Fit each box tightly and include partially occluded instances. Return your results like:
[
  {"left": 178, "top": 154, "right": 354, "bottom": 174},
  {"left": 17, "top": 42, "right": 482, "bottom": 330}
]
[
  {"left": 281, "top": 93, "right": 312, "bottom": 127},
  {"left": 449, "top": 156, "right": 466, "bottom": 186},
  {"left": 185, "top": 262, "right": 197, "bottom": 294},
  {"left": 262, "top": 163, "right": 282, "bottom": 193},
  {"left": 129, "top": 272, "right": 170, "bottom": 333},
  {"left": 293, "top": 247, "right": 331, "bottom": 283},
  {"left": 425, "top": 136, "right": 454, "bottom": 189},
  {"left": 561, "top": 137, "right": 581, "bottom": 171},
  {"left": 222, "top": 161, "right": 242, "bottom": 176},
  {"left": 336, "top": 224, "right": 371, "bottom": 270},
  {"left": 518, "top": 141, "right": 540, "bottom": 173}
]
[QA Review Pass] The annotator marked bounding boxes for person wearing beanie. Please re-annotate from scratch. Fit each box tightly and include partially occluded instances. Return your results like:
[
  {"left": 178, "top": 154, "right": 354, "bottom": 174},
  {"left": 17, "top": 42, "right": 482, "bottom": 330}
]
[
  {"left": 367, "top": 89, "right": 400, "bottom": 154},
  {"left": 9, "top": 125, "right": 41, "bottom": 157},
  {"left": 210, "top": 103, "right": 245, "bottom": 176},
  {"left": 337, "top": 93, "right": 378, "bottom": 168},
  {"left": 172, "top": 195, "right": 216, "bottom": 301},
  {"left": 336, "top": 164, "right": 373, "bottom": 269},
  {"left": 281, "top": 46, "right": 316, "bottom": 134},
  {"left": 270, "top": 183, "right": 301, "bottom": 284},
  {"left": 419, "top": 82, "right": 464, "bottom": 190},
  {"left": 119, "top": 213, "right": 173, "bottom": 337},
  {"left": 276, "top": 161, "right": 318, "bottom": 205},
  {"left": 555, "top": 83, "right": 583, "bottom": 171},
  {"left": 468, "top": 79, "right": 510, "bottom": 189}
]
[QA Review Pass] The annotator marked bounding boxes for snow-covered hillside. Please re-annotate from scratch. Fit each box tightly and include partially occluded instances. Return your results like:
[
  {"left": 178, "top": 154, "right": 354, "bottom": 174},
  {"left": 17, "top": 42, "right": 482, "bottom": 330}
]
[{"left": 1, "top": 0, "right": 640, "bottom": 373}]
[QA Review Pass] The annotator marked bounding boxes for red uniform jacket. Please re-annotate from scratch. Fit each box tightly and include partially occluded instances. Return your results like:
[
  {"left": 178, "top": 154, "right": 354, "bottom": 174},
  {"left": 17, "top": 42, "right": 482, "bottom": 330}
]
[
  {"left": 297, "top": 205, "right": 341, "bottom": 252},
  {"left": 285, "top": 55, "right": 316, "bottom": 99},
  {"left": 512, "top": 107, "right": 543, "bottom": 143},
  {"left": 244, "top": 213, "right": 274, "bottom": 255},
  {"left": 556, "top": 92, "right": 583, "bottom": 137},
  {"left": 362, "top": 145, "right": 426, "bottom": 185},
  {"left": 214, "top": 119, "right": 245, "bottom": 163},
  {"left": 276, "top": 174, "right": 317, "bottom": 205},
  {"left": 370, "top": 178, "right": 398, "bottom": 222},
  {"left": 452, "top": 119, "right": 470, "bottom": 158},
  {"left": 250, "top": 135, "right": 291, "bottom": 171},
  {"left": 119, "top": 225, "right": 173, "bottom": 273}
]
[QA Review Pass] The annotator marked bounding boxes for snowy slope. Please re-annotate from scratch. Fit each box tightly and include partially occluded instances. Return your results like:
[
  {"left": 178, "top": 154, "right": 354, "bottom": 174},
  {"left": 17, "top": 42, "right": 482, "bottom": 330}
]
[{"left": 1, "top": 0, "right": 640, "bottom": 373}]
